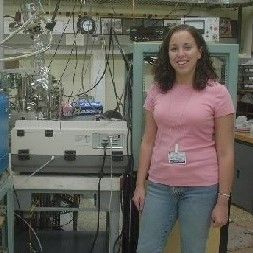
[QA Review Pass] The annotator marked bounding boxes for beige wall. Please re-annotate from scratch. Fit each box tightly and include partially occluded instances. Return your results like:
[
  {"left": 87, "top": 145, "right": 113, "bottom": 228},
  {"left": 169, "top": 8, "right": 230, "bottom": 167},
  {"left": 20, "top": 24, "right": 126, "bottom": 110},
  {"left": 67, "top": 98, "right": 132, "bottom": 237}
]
[{"left": 105, "top": 55, "right": 125, "bottom": 111}]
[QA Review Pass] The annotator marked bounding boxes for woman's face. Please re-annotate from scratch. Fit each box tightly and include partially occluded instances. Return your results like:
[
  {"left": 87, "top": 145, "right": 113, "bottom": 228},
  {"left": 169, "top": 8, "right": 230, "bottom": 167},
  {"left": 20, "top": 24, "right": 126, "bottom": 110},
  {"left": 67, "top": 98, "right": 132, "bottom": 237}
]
[{"left": 168, "top": 30, "right": 202, "bottom": 81}]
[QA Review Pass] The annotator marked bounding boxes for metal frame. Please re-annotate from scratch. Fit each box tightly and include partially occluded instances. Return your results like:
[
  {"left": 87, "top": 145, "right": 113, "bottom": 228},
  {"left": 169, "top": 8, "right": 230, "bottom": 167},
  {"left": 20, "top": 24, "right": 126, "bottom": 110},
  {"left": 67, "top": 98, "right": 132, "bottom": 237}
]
[
  {"left": 0, "top": 174, "right": 14, "bottom": 253},
  {"left": 13, "top": 175, "right": 121, "bottom": 253},
  {"left": 132, "top": 42, "right": 239, "bottom": 167}
]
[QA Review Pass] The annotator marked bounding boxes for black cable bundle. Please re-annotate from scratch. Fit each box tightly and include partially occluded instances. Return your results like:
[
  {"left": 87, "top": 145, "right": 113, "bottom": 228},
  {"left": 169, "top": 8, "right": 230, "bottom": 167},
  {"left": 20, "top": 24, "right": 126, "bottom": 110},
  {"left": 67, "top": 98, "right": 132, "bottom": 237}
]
[
  {"left": 89, "top": 142, "right": 108, "bottom": 253},
  {"left": 45, "top": 0, "right": 61, "bottom": 31}
]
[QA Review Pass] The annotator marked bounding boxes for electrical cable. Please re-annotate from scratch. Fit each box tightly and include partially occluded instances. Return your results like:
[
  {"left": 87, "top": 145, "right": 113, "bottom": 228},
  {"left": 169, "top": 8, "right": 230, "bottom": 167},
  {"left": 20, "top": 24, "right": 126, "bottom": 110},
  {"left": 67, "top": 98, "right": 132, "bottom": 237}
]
[
  {"left": 64, "top": 0, "right": 87, "bottom": 98},
  {"left": 69, "top": 35, "right": 96, "bottom": 101},
  {"left": 113, "top": 232, "right": 122, "bottom": 253},
  {"left": 13, "top": 156, "right": 55, "bottom": 192},
  {"left": 106, "top": 55, "right": 122, "bottom": 107},
  {"left": 110, "top": 29, "right": 133, "bottom": 115},
  {"left": 63, "top": 34, "right": 128, "bottom": 101},
  {"left": 14, "top": 213, "right": 43, "bottom": 252},
  {"left": 0, "top": 0, "right": 54, "bottom": 63},
  {"left": 123, "top": 63, "right": 133, "bottom": 119},
  {"left": 67, "top": 29, "right": 127, "bottom": 101},
  {"left": 111, "top": 176, "right": 124, "bottom": 253},
  {"left": 13, "top": 185, "right": 21, "bottom": 209},
  {"left": 28, "top": 200, "right": 41, "bottom": 253},
  {"left": 80, "top": 33, "right": 91, "bottom": 93},
  {"left": 119, "top": 51, "right": 135, "bottom": 253},
  {"left": 57, "top": 46, "right": 75, "bottom": 83},
  {"left": 113, "top": 149, "right": 134, "bottom": 251},
  {"left": 45, "top": 0, "right": 61, "bottom": 31},
  {"left": 108, "top": 135, "right": 113, "bottom": 251},
  {"left": 60, "top": 217, "right": 74, "bottom": 227},
  {"left": 77, "top": 61, "right": 107, "bottom": 97},
  {"left": 0, "top": 17, "right": 34, "bottom": 46},
  {"left": 28, "top": 155, "right": 55, "bottom": 177},
  {"left": 36, "top": 0, "right": 46, "bottom": 15},
  {"left": 78, "top": 1, "right": 96, "bottom": 94},
  {"left": 67, "top": 12, "right": 79, "bottom": 103},
  {"left": 89, "top": 143, "right": 107, "bottom": 253},
  {"left": 106, "top": 29, "right": 123, "bottom": 105},
  {"left": 48, "top": 1, "right": 78, "bottom": 68},
  {"left": 112, "top": 30, "right": 130, "bottom": 70},
  {"left": 51, "top": 0, "right": 61, "bottom": 23},
  {"left": 1, "top": 0, "right": 47, "bottom": 46}
]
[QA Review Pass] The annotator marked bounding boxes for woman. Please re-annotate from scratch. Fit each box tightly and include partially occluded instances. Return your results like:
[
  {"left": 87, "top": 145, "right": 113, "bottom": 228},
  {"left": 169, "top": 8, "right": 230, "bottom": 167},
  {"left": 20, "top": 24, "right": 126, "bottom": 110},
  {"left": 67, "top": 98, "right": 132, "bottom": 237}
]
[{"left": 132, "top": 24, "right": 235, "bottom": 253}]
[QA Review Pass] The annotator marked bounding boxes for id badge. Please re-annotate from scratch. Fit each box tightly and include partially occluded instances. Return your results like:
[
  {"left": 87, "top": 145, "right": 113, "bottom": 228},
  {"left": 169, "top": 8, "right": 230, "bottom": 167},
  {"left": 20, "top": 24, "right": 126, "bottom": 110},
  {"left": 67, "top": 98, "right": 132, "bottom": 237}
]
[
  {"left": 168, "top": 144, "right": 186, "bottom": 165},
  {"left": 168, "top": 151, "right": 186, "bottom": 164}
]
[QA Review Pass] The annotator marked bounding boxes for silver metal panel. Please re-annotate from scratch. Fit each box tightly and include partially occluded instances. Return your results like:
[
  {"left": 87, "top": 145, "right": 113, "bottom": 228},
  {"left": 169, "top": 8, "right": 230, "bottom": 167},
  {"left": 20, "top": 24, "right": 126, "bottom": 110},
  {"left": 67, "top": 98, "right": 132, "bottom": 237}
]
[
  {"left": 11, "top": 154, "right": 129, "bottom": 174},
  {"left": 11, "top": 120, "right": 129, "bottom": 156},
  {"left": 13, "top": 175, "right": 121, "bottom": 191}
]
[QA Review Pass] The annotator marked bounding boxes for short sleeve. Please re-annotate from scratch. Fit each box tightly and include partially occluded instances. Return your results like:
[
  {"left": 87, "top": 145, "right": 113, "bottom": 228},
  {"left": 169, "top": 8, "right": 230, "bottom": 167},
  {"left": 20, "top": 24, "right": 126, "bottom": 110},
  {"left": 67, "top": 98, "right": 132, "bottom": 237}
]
[
  {"left": 214, "top": 84, "right": 235, "bottom": 118},
  {"left": 143, "top": 85, "right": 159, "bottom": 112}
]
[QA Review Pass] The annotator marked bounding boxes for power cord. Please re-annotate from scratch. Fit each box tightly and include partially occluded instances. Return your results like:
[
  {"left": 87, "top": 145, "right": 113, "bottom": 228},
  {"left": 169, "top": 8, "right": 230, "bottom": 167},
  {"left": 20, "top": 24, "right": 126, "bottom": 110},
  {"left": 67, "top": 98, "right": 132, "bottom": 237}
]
[
  {"left": 45, "top": 0, "right": 61, "bottom": 31},
  {"left": 15, "top": 213, "right": 43, "bottom": 252},
  {"left": 108, "top": 135, "right": 114, "bottom": 251},
  {"left": 89, "top": 140, "right": 108, "bottom": 253},
  {"left": 28, "top": 155, "right": 55, "bottom": 177}
]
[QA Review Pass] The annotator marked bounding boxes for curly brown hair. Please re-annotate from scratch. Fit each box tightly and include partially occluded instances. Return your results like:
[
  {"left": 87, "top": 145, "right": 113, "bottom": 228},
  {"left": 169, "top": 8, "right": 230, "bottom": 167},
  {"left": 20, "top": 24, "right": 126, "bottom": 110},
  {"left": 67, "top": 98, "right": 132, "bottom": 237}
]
[{"left": 153, "top": 24, "right": 218, "bottom": 93}]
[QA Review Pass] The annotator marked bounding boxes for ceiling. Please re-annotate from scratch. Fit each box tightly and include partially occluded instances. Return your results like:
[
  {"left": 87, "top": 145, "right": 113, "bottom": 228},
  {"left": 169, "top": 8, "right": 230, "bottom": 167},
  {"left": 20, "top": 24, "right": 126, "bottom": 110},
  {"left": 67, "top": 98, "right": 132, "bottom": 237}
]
[
  {"left": 5, "top": 0, "right": 253, "bottom": 9},
  {"left": 81, "top": 0, "right": 253, "bottom": 7}
]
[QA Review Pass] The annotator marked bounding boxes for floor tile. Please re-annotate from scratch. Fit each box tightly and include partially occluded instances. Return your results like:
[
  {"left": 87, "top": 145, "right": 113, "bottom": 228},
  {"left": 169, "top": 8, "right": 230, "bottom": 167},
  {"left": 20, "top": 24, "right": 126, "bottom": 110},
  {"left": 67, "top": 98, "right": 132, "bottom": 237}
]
[
  {"left": 229, "top": 247, "right": 253, "bottom": 253},
  {"left": 228, "top": 205, "right": 253, "bottom": 252}
]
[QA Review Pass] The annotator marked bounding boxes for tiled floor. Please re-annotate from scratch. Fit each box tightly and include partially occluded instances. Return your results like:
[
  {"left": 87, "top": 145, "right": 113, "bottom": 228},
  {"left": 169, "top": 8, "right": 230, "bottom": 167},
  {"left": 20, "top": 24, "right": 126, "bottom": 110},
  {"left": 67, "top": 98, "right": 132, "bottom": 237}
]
[
  {"left": 228, "top": 205, "right": 253, "bottom": 253},
  {"left": 231, "top": 249, "right": 253, "bottom": 253}
]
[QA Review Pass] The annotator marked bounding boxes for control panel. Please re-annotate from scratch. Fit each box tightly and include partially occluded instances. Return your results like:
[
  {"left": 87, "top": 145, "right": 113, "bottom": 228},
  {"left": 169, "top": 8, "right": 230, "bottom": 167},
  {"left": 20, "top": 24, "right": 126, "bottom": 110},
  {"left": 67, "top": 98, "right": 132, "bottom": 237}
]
[{"left": 181, "top": 17, "right": 220, "bottom": 42}]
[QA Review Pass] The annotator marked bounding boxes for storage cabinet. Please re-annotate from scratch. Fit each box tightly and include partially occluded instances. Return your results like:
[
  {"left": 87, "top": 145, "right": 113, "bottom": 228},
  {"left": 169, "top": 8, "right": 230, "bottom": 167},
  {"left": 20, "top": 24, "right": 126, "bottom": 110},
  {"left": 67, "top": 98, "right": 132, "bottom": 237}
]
[
  {"left": 237, "top": 65, "right": 253, "bottom": 119},
  {"left": 232, "top": 141, "right": 253, "bottom": 214}
]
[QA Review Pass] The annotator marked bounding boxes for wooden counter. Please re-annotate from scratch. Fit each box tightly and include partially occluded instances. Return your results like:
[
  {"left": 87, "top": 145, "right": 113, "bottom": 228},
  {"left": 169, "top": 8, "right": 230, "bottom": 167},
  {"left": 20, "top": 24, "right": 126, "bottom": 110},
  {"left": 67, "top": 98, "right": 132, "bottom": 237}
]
[{"left": 235, "top": 132, "right": 253, "bottom": 145}]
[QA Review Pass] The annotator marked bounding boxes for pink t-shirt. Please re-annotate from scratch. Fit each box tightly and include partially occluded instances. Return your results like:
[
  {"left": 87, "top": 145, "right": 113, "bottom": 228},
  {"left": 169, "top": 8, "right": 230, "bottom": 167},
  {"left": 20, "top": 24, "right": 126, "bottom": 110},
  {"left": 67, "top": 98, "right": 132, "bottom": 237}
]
[{"left": 144, "top": 80, "right": 235, "bottom": 186}]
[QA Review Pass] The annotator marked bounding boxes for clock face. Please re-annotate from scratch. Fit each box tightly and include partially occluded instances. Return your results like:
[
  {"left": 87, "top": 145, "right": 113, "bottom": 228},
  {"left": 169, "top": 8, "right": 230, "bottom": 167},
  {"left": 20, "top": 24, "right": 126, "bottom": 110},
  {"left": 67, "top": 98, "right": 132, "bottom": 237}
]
[
  {"left": 78, "top": 17, "right": 95, "bottom": 34},
  {"left": 82, "top": 20, "right": 93, "bottom": 32}
]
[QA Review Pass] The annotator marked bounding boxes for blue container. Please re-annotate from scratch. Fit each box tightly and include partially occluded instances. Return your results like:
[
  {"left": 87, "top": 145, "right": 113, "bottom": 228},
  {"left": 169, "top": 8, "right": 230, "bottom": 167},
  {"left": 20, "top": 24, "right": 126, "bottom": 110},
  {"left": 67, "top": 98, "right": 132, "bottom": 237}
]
[
  {"left": 72, "top": 99, "right": 103, "bottom": 115},
  {"left": 0, "top": 93, "right": 9, "bottom": 173}
]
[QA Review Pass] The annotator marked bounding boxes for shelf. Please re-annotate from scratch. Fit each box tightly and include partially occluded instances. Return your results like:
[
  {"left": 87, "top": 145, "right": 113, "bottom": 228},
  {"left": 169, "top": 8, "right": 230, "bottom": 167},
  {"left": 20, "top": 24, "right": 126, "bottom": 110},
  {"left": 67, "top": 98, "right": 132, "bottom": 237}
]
[
  {"left": 238, "top": 89, "right": 253, "bottom": 93},
  {"left": 237, "top": 111, "right": 253, "bottom": 116},
  {"left": 237, "top": 100, "right": 253, "bottom": 104}
]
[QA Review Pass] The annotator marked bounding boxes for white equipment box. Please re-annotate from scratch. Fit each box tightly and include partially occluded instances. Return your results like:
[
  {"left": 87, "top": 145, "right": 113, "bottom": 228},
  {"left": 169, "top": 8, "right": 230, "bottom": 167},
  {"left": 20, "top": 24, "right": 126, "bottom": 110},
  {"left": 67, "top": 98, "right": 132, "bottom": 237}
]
[
  {"left": 11, "top": 120, "right": 130, "bottom": 174},
  {"left": 181, "top": 17, "right": 220, "bottom": 42}
]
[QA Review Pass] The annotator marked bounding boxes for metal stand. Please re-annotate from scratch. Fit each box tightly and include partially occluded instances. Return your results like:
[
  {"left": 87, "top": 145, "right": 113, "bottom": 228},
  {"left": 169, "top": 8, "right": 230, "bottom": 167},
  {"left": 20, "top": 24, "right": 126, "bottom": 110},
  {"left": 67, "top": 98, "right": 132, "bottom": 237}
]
[
  {"left": 13, "top": 175, "right": 121, "bottom": 253},
  {"left": 0, "top": 173, "right": 14, "bottom": 253}
]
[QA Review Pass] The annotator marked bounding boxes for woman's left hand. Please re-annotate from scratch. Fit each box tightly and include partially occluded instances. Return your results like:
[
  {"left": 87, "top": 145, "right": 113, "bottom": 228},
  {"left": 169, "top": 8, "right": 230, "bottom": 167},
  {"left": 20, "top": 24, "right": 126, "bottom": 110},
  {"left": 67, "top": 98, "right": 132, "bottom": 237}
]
[{"left": 211, "top": 199, "right": 229, "bottom": 228}]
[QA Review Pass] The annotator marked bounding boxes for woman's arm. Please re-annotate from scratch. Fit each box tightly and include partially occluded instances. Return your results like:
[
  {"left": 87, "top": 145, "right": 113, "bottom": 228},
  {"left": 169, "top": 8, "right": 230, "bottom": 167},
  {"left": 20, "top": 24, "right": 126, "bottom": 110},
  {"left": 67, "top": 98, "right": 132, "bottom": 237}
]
[
  {"left": 212, "top": 113, "right": 234, "bottom": 227},
  {"left": 132, "top": 110, "right": 157, "bottom": 211}
]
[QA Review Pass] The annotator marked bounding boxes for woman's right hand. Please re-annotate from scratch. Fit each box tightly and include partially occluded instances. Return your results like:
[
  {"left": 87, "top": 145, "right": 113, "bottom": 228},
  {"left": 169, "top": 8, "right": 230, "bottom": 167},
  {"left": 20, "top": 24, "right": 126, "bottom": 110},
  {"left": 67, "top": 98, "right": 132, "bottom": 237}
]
[{"left": 132, "top": 185, "right": 146, "bottom": 212}]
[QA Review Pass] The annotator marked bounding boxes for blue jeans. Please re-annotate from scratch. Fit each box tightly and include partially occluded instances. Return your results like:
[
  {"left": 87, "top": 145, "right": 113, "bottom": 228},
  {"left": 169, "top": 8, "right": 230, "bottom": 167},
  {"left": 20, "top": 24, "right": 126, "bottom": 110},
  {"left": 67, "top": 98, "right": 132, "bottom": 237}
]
[{"left": 137, "top": 181, "right": 218, "bottom": 253}]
